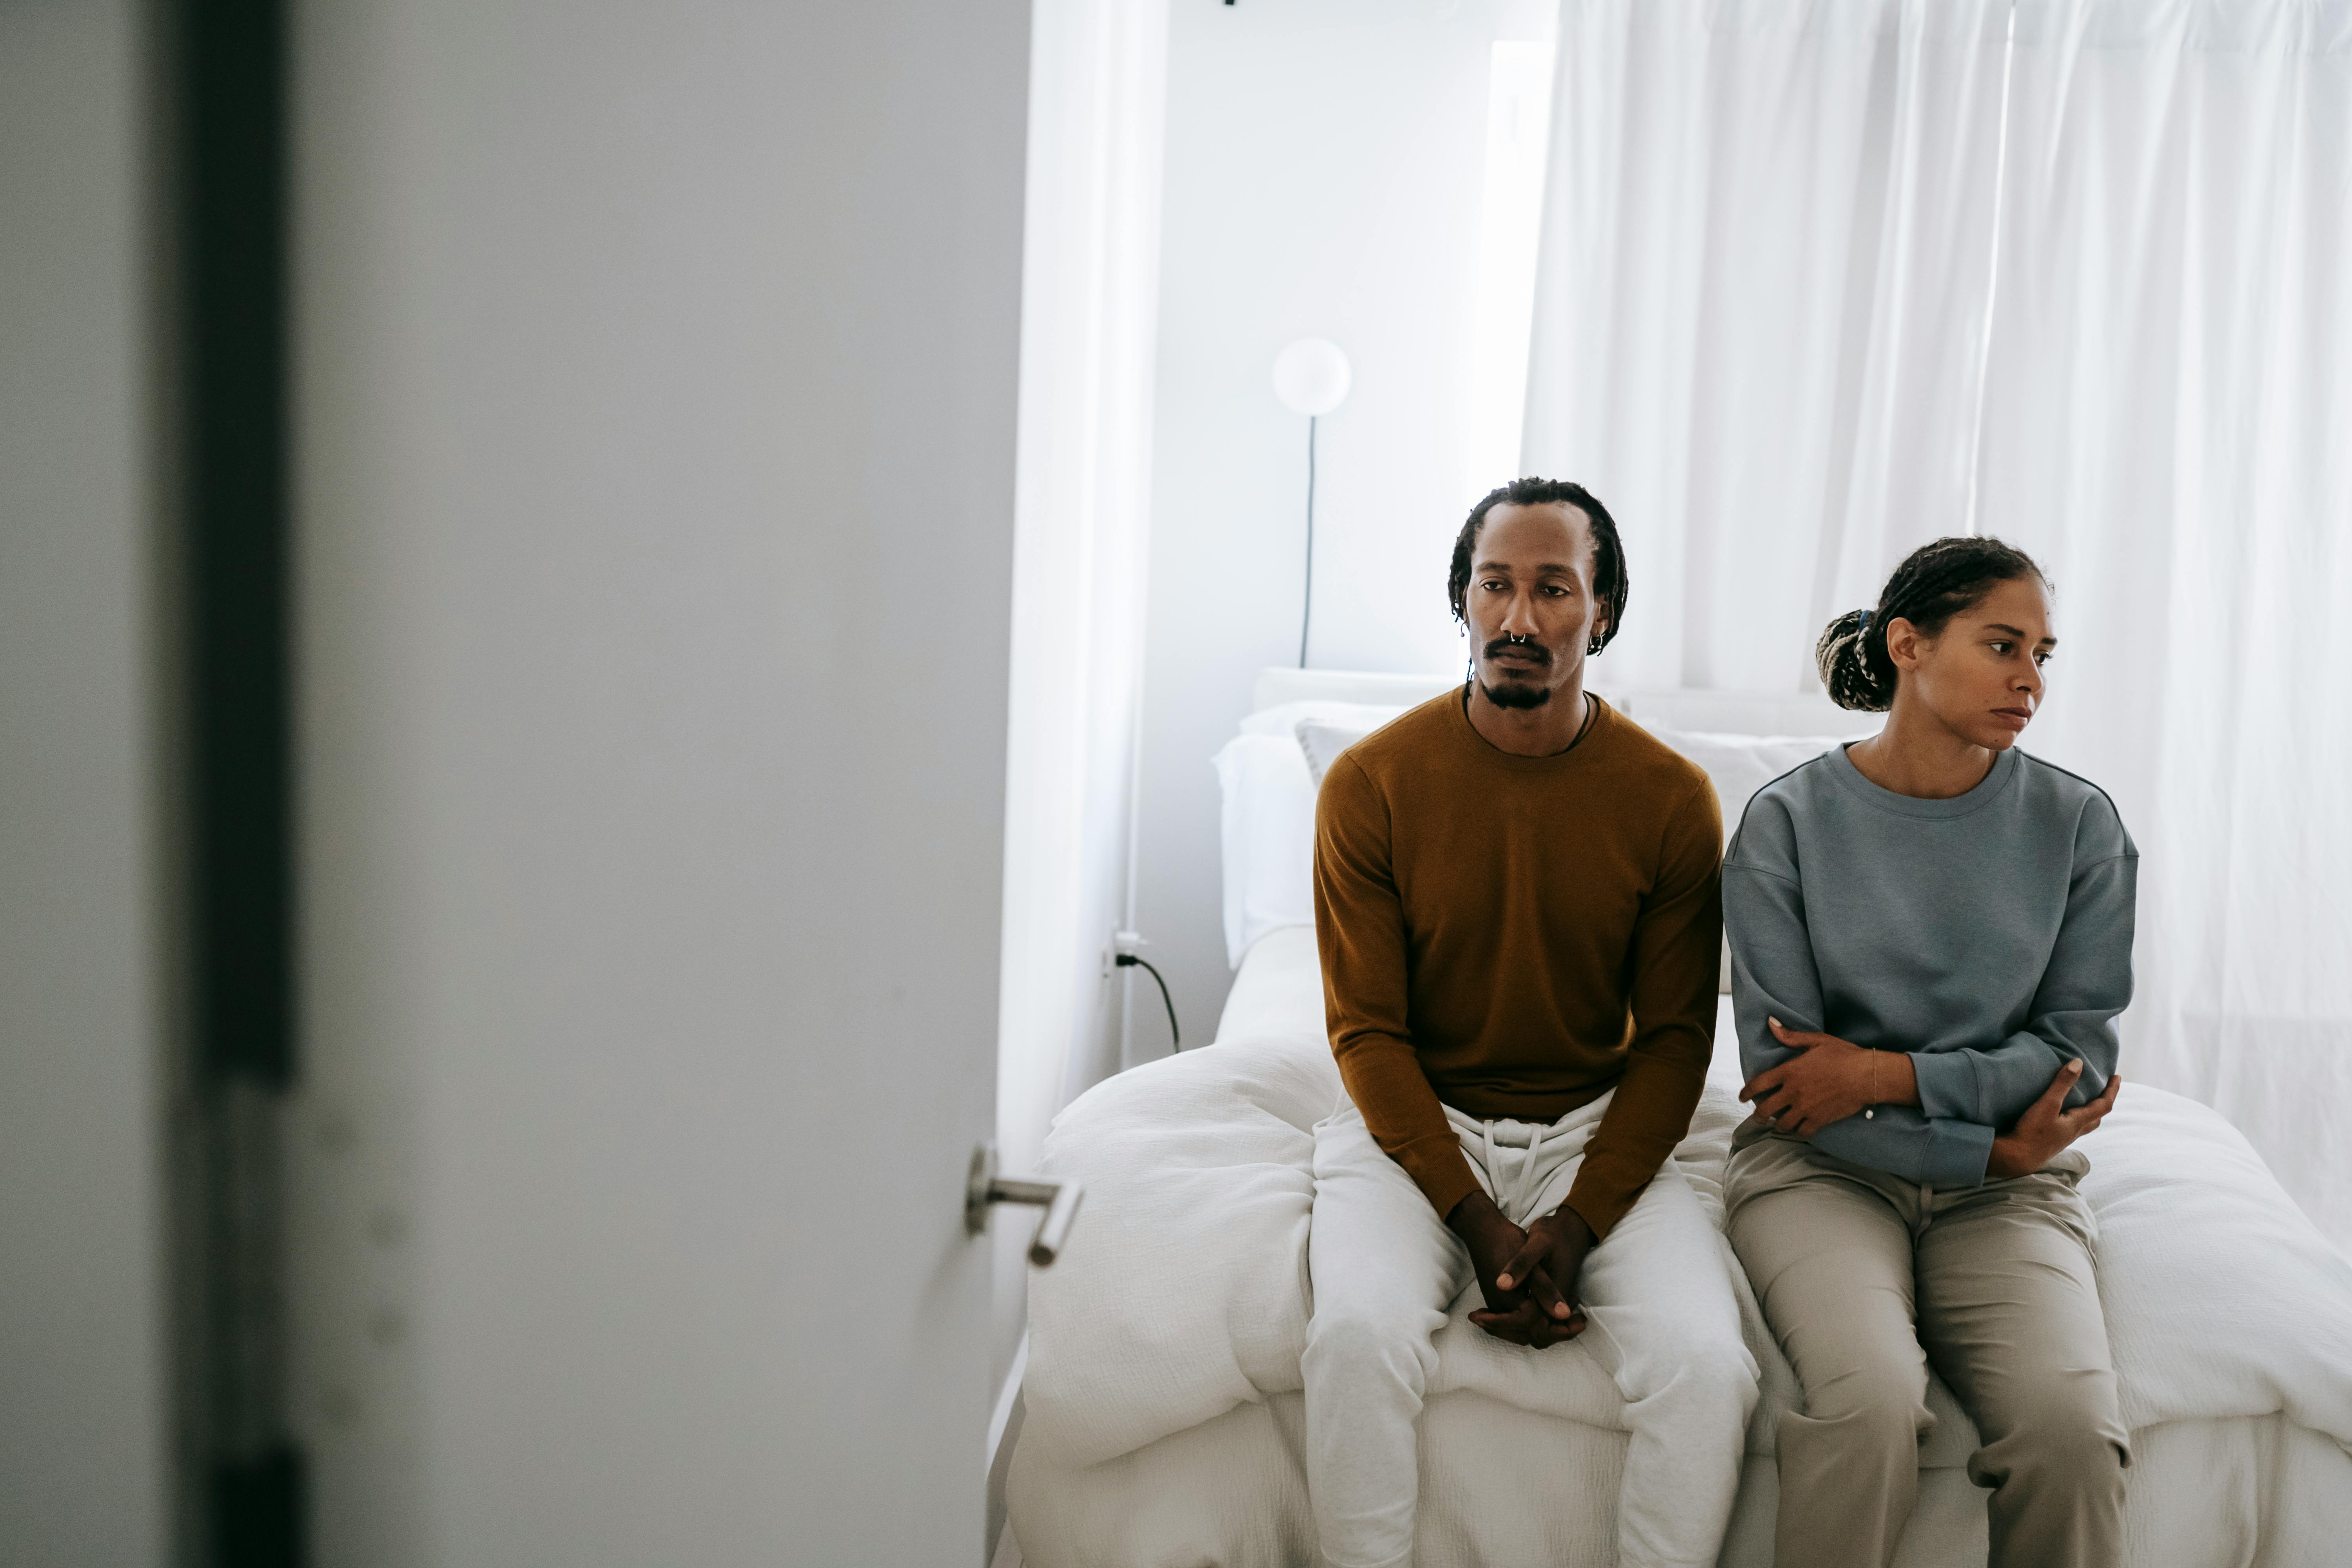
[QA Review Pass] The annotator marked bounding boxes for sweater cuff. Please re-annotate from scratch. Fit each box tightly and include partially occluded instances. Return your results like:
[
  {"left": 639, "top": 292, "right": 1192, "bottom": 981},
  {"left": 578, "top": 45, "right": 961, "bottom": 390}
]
[
  {"left": 1401, "top": 1140, "right": 1483, "bottom": 1226},
  {"left": 1910, "top": 1049, "right": 1981, "bottom": 1124},
  {"left": 1561, "top": 1171, "right": 1634, "bottom": 1241},
  {"left": 1920, "top": 1115, "right": 1995, "bottom": 1188}
]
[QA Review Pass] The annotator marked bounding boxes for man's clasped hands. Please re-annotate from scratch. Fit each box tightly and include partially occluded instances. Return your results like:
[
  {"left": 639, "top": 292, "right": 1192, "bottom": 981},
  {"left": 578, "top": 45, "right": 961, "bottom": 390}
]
[{"left": 1445, "top": 1190, "right": 1595, "bottom": 1348}]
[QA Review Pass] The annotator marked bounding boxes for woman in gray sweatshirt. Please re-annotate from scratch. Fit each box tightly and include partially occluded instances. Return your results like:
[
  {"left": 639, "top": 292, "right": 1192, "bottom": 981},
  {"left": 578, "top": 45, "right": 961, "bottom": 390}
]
[{"left": 1723, "top": 537, "right": 2134, "bottom": 1568}]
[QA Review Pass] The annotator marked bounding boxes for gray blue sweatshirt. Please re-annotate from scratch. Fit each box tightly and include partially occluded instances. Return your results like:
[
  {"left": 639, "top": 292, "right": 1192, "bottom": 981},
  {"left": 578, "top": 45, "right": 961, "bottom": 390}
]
[{"left": 1724, "top": 743, "right": 2137, "bottom": 1187}]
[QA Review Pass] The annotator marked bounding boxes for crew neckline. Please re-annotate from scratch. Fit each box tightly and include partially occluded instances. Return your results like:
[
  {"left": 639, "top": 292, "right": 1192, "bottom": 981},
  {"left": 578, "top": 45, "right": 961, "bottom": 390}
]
[
  {"left": 1452, "top": 685, "right": 1615, "bottom": 771},
  {"left": 1827, "top": 740, "right": 2021, "bottom": 818}
]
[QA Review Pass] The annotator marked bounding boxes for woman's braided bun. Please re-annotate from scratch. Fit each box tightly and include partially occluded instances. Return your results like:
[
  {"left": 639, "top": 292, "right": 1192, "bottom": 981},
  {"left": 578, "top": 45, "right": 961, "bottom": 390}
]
[{"left": 1815, "top": 607, "right": 1892, "bottom": 711}]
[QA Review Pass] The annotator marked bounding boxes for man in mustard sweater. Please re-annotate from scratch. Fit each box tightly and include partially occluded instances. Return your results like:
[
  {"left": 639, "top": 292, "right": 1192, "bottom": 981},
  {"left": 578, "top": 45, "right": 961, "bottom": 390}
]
[{"left": 1307, "top": 479, "right": 1757, "bottom": 1568}]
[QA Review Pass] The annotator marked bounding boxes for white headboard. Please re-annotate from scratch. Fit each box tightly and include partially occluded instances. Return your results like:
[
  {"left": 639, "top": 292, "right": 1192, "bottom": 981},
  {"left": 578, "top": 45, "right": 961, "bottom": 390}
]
[
  {"left": 1252, "top": 666, "right": 1863, "bottom": 739},
  {"left": 1252, "top": 668, "right": 1459, "bottom": 711}
]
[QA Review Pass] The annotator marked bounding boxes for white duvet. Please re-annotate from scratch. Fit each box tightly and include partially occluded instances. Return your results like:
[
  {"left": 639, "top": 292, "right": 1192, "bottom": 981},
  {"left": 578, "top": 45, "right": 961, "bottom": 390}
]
[{"left": 1012, "top": 927, "right": 2352, "bottom": 1566}]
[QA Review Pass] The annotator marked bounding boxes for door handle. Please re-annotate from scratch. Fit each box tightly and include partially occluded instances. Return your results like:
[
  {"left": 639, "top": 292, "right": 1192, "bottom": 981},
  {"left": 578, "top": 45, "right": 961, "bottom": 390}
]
[{"left": 965, "top": 1143, "right": 1083, "bottom": 1267}]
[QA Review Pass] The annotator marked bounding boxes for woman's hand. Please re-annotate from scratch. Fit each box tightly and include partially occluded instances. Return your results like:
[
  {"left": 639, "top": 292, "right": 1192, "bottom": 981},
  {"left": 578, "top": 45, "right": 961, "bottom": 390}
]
[
  {"left": 1986, "top": 1059, "right": 2122, "bottom": 1178},
  {"left": 1740, "top": 1018, "right": 1917, "bottom": 1136}
]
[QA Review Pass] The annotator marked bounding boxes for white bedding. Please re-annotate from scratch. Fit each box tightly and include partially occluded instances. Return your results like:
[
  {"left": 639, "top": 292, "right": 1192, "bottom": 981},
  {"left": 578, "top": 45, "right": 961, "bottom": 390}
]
[{"left": 1009, "top": 926, "right": 2352, "bottom": 1568}]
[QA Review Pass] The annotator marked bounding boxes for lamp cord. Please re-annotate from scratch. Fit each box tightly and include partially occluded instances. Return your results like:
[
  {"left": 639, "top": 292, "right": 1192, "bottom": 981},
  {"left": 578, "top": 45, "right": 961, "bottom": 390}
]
[
  {"left": 1114, "top": 953, "right": 1181, "bottom": 1051},
  {"left": 1299, "top": 414, "right": 1316, "bottom": 668}
]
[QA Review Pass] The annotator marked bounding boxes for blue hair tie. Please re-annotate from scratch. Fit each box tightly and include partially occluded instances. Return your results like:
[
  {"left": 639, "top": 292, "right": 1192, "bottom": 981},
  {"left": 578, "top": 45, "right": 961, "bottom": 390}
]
[{"left": 1858, "top": 610, "right": 1874, "bottom": 634}]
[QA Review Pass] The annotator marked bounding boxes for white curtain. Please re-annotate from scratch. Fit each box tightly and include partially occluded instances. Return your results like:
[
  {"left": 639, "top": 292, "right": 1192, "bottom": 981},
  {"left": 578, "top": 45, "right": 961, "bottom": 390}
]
[
  {"left": 1525, "top": 0, "right": 2352, "bottom": 1249},
  {"left": 1000, "top": 0, "right": 1170, "bottom": 1159},
  {"left": 994, "top": 0, "right": 1171, "bottom": 1399},
  {"left": 1522, "top": 0, "right": 2014, "bottom": 695},
  {"left": 1976, "top": 0, "right": 2352, "bottom": 1245}
]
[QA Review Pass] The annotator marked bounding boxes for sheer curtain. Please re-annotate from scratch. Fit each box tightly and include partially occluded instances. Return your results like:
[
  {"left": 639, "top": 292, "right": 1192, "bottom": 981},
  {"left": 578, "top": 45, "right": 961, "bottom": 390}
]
[
  {"left": 1975, "top": 0, "right": 2352, "bottom": 1244},
  {"left": 1521, "top": 0, "right": 2013, "bottom": 695},
  {"left": 996, "top": 0, "right": 1170, "bottom": 1408},
  {"left": 1525, "top": 0, "right": 2352, "bottom": 1248}
]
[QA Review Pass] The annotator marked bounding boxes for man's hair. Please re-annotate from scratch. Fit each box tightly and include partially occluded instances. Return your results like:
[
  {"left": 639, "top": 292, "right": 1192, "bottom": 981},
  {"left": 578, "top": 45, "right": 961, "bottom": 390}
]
[
  {"left": 1446, "top": 479, "right": 1629, "bottom": 653},
  {"left": 1816, "top": 536, "right": 2051, "bottom": 711}
]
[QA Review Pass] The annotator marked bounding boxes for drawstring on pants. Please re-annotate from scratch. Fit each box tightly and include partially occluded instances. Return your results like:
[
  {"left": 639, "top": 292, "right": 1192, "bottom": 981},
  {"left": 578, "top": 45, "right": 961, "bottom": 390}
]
[{"left": 1480, "top": 1117, "right": 1562, "bottom": 1223}]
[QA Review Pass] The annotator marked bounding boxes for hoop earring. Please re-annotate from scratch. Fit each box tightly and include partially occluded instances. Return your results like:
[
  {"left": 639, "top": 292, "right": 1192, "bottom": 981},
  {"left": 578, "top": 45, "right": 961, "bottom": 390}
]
[{"left": 1587, "top": 636, "right": 1605, "bottom": 656}]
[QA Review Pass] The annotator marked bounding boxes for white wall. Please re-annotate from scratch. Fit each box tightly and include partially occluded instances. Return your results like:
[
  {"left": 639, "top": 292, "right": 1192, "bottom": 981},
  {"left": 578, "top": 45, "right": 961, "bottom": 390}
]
[
  {"left": 0, "top": 2, "right": 174, "bottom": 1561},
  {"left": 290, "top": 3, "right": 1031, "bottom": 1562},
  {"left": 1132, "top": 0, "right": 1556, "bottom": 1049}
]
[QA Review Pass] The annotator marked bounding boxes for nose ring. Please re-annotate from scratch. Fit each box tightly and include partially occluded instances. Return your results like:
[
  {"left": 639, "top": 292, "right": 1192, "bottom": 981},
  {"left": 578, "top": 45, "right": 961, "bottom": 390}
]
[{"left": 1506, "top": 632, "right": 1530, "bottom": 645}]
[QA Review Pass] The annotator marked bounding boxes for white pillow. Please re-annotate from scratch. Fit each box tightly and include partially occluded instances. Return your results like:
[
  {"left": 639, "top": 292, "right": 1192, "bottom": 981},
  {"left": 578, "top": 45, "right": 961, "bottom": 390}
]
[
  {"left": 1296, "top": 718, "right": 1384, "bottom": 787},
  {"left": 1210, "top": 733, "right": 1318, "bottom": 968},
  {"left": 1637, "top": 722, "right": 1857, "bottom": 993},
  {"left": 1210, "top": 708, "right": 1403, "bottom": 968},
  {"left": 1238, "top": 699, "right": 1406, "bottom": 741},
  {"left": 1637, "top": 723, "right": 1852, "bottom": 846}
]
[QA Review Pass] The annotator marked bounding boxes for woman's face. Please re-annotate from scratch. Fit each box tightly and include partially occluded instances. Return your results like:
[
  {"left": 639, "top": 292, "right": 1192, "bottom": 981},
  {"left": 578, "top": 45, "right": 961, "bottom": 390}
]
[{"left": 1887, "top": 574, "right": 2056, "bottom": 751}]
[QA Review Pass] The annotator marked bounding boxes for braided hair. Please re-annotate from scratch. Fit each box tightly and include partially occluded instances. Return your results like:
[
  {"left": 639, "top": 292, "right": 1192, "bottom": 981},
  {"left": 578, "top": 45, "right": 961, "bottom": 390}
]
[
  {"left": 1818, "top": 536, "right": 2050, "bottom": 711},
  {"left": 1446, "top": 478, "right": 1629, "bottom": 653}
]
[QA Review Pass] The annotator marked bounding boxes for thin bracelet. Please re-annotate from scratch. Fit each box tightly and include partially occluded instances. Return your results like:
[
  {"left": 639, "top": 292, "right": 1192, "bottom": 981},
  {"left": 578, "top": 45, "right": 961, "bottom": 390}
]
[{"left": 1865, "top": 1050, "right": 1877, "bottom": 1120}]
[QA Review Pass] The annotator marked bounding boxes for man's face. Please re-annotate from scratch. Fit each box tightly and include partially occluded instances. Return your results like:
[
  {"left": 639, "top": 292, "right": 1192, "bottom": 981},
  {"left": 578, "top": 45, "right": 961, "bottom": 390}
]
[{"left": 1463, "top": 502, "right": 1608, "bottom": 710}]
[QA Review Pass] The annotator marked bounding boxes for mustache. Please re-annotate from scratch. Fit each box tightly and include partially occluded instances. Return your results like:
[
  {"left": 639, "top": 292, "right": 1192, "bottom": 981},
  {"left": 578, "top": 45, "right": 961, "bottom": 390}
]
[{"left": 1481, "top": 637, "right": 1552, "bottom": 667}]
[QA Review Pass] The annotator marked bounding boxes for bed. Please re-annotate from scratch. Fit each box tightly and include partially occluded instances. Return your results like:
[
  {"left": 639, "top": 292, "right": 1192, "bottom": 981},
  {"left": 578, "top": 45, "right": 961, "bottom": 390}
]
[{"left": 1005, "top": 671, "right": 2352, "bottom": 1567}]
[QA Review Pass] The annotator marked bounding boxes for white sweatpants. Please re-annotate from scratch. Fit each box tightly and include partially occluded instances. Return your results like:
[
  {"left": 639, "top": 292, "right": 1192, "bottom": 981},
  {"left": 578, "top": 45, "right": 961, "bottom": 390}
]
[{"left": 1303, "top": 1098, "right": 1757, "bottom": 1568}]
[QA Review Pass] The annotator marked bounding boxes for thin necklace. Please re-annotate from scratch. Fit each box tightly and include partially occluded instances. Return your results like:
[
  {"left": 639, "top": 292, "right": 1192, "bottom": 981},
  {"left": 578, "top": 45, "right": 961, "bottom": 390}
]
[
  {"left": 1462, "top": 686, "right": 1597, "bottom": 755},
  {"left": 1563, "top": 691, "right": 1597, "bottom": 753}
]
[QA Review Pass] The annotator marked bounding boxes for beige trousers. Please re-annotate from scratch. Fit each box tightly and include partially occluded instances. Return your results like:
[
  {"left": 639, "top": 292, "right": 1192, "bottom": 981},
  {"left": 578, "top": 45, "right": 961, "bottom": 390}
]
[{"left": 1724, "top": 1127, "right": 2128, "bottom": 1568}]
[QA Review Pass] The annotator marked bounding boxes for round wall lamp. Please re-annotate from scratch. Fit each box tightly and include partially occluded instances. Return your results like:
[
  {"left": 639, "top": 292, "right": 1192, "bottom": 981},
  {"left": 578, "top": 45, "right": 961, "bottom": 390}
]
[
  {"left": 1272, "top": 337, "right": 1351, "bottom": 667},
  {"left": 1272, "top": 336, "right": 1352, "bottom": 417}
]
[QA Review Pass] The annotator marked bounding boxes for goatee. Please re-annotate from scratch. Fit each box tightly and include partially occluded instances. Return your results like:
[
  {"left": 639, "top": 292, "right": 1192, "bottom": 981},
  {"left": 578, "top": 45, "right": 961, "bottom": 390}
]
[{"left": 1479, "top": 678, "right": 1554, "bottom": 710}]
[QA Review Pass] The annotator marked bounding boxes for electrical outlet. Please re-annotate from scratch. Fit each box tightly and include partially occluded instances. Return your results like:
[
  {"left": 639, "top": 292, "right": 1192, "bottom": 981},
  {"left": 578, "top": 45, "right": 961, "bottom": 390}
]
[{"left": 1102, "top": 928, "right": 1145, "bottom": 977}]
